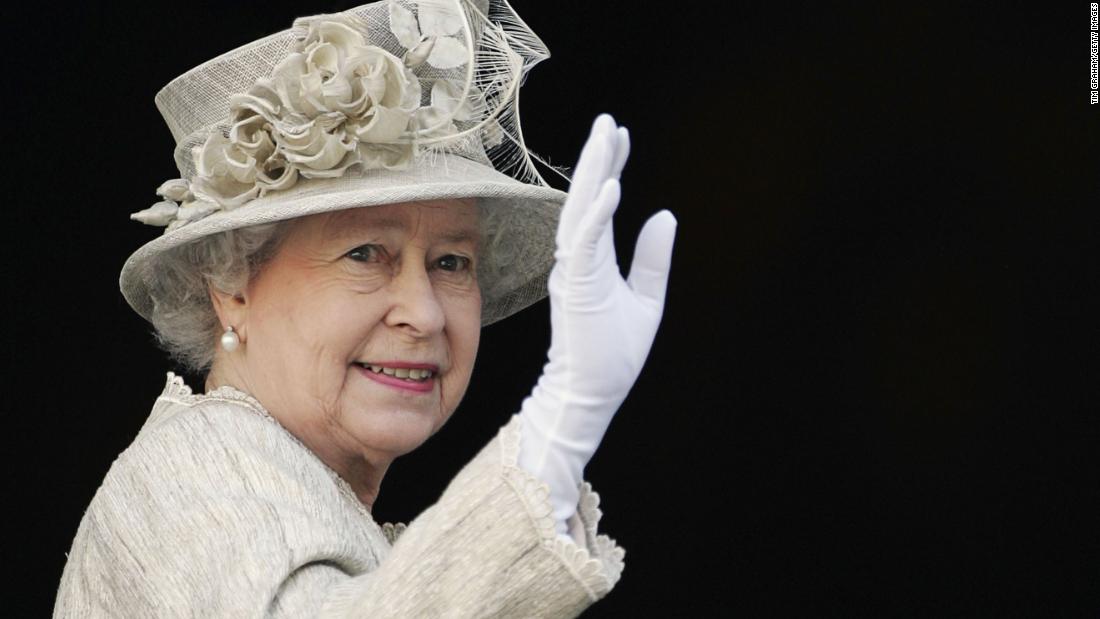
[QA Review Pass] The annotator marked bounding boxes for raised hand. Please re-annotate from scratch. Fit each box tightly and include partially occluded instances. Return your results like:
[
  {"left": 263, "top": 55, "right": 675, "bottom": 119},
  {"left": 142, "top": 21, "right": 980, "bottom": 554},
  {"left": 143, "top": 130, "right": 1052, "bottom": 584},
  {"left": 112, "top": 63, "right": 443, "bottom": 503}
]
[{"left": 517, "top": 113, "right": 677, "bottom": 540}]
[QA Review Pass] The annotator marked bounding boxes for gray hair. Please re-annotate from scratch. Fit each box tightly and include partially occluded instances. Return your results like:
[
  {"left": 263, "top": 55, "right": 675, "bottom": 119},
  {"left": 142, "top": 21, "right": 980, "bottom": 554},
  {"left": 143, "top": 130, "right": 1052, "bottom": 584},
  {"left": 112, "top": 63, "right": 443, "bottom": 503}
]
[
  {"left": 145, "top": 221, "right": 291, "bottom": 375},
  {"left": 143, "top": 199, "right": 533, "bottom": 375}
]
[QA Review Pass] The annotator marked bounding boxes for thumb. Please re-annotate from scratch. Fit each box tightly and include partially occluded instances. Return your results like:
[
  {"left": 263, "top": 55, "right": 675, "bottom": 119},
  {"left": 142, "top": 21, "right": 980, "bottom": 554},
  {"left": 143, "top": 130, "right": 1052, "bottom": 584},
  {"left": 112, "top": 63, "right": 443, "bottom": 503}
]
[{"left": 626, "top": 210, "right": 677, "bottom": 309}]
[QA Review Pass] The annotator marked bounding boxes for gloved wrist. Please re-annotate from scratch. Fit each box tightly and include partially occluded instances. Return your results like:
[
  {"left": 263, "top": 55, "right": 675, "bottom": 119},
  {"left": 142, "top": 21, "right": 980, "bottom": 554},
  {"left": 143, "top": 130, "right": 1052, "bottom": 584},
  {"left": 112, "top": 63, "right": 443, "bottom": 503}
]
[{"left": 516, "top": 385, "right": 618, "bottom": 532}]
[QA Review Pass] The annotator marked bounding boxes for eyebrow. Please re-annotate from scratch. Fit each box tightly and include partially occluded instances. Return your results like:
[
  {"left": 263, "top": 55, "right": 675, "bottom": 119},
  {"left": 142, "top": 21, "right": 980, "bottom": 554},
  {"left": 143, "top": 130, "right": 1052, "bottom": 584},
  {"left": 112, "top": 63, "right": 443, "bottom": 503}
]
[{"left": 326, "top": 215, "right": 481, "bottom": 246}]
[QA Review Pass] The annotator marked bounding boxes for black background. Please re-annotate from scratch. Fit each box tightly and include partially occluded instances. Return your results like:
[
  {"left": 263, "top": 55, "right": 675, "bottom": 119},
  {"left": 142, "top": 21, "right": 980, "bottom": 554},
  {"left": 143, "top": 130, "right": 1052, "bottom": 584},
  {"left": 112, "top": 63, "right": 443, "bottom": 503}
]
[{"left": 5, "top": 1, "right": 1097, "bottom": 616}]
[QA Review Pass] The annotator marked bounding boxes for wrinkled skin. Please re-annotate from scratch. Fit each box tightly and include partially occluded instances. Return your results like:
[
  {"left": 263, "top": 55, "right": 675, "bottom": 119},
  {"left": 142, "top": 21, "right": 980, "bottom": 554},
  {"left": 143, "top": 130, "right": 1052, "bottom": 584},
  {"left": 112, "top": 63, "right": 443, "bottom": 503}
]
[{"left": 206, "top": 199, "right": 482, "bottom": 510}]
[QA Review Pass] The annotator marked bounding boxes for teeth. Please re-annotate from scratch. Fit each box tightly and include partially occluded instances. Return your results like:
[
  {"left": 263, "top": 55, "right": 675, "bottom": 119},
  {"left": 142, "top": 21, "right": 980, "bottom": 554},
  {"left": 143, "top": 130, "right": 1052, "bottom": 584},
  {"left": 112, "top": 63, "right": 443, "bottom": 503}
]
[{"left": 361, "top": 364, "right": 434, "bottom": 381}]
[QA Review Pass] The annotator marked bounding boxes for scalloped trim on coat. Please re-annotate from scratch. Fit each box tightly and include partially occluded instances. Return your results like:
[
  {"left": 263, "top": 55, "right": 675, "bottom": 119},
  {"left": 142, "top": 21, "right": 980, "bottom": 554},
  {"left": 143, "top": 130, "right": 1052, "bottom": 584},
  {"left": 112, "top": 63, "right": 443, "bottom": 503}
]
[
  {"left": 161, "top": 371, "right": 270, "bottom": 417},
  {"left": 496, "top": 414, "right": 626, "bottom": 601}
]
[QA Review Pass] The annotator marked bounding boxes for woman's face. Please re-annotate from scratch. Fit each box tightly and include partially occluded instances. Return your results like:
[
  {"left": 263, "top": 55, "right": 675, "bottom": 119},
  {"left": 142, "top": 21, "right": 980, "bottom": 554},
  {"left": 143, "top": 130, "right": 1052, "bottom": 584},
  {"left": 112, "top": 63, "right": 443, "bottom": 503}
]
[{"left": 214, "top": 199, "right": 482, "bottom": 478}]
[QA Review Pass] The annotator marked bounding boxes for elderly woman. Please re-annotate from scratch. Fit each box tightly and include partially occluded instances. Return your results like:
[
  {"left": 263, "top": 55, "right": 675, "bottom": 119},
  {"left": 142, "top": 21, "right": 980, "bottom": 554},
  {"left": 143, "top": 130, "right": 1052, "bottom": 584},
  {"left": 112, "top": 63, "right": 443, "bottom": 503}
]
[{"left": 54, "top": 1, "right": 675, "bottom": 617}]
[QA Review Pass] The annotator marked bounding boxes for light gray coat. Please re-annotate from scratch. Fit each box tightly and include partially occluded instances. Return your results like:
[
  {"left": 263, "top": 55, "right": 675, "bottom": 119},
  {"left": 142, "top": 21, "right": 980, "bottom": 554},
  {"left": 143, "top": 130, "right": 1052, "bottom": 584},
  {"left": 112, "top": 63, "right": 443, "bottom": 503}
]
[{"left": 54, "top": 372, "right": 625, "bottom": 617}]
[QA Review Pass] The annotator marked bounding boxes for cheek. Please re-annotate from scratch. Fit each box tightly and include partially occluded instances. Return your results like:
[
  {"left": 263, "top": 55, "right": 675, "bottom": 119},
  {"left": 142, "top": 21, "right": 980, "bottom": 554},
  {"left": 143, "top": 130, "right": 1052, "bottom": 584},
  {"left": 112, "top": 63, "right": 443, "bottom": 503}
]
[
  {"left": 257, "top": 279, "right": 382, "bottom": 372},
  {"left": 445, "top": 293, "right": 482, "bottom": 375},
  {"left": 439, "top": 329, "right": 479, "bottom": 421},
  {"left": 305, "top": 289, "right": 388, "bottom": 361}
]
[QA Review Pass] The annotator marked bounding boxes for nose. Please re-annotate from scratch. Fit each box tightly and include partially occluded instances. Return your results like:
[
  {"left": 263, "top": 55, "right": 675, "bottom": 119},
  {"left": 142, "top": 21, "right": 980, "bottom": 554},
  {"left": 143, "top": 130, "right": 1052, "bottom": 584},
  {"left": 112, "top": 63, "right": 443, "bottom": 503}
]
[{"left": 383, "top": 259, "right": 446, "bottom": 337}]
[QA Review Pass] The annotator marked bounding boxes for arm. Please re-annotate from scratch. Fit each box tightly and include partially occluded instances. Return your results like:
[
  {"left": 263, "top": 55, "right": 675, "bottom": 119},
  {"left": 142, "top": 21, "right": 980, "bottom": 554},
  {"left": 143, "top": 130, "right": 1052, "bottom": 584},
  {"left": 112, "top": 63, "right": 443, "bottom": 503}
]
[{"left": 314, "top": 413, "right": 623, "bottom": 618}]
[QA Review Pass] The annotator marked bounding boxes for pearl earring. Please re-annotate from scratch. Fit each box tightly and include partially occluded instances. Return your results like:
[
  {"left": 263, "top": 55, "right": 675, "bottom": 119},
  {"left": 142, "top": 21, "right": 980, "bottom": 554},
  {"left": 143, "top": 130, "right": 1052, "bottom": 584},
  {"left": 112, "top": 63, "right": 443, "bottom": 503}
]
[{"left": 220, "top": 325, "right": 240, "bottom": 352}]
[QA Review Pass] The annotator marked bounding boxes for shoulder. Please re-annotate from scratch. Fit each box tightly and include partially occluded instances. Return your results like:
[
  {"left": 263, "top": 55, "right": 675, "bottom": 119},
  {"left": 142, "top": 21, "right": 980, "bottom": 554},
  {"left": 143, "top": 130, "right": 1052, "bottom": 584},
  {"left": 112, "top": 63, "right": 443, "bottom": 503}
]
[
  {"left": 86, "top": 380, "right": 380, "bottom": 559},
  {"left": 111, "top": 396, "right": 289, "bottom": 502},
  {"left": 54, "top": 385, "right": 385, "bottom": 615},
  {"left": 116, "top": 373, "right": 348, "bottom": 500},
  {"left": 110, "top": 391, "right": 371, "bottom": 535},
  {"left": 97, "top": 396, "right": 318, "bottom": 528}
]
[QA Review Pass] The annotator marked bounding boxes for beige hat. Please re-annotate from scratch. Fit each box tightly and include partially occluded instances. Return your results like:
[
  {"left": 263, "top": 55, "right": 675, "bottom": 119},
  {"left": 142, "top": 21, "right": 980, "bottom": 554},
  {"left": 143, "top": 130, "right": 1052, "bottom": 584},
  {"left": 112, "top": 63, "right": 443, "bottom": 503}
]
[{"left": 120, "top": 0, "right": 567, "bottom": 326}]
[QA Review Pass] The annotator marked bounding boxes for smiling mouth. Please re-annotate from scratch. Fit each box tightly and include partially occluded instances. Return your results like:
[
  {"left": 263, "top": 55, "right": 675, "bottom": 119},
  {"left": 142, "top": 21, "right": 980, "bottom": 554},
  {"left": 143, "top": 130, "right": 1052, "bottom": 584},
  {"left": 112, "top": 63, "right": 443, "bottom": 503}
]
[
  {"left": 355, "top": 364, "right": 436, "bottom": 394},
  {"left": 356, "top": 363, "right": 435, "bottom": 382}
]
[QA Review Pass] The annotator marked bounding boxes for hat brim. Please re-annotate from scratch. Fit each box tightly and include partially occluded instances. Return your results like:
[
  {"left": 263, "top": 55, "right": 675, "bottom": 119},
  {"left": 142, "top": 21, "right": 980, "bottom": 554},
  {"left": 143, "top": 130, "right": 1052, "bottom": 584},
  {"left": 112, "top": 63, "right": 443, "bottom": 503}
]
[{"left": 120, "top": 154, "right": 567, "bottom": 327}]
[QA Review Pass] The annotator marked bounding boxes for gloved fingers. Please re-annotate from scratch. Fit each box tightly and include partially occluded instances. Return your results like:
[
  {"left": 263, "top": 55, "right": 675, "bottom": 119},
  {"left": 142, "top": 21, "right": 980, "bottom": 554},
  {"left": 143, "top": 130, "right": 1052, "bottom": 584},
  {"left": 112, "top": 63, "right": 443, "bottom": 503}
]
[
  {"left": 558, "top": 117, "right": 620, "bottom": 248},
  {"left": 580, "top": 125, "right": 627, "bottom": 275},
  {"left": 626, "top": 210, "right": 678, "bottom": 310},
  {"left": 558, "top": 116, "right": 617, "bottom": 251},
  {"left": 576, "top": 178, "right": 622, "bottom": 266},
  {"left": 610, "top": 126, "right": 630, "bottom": 180}
]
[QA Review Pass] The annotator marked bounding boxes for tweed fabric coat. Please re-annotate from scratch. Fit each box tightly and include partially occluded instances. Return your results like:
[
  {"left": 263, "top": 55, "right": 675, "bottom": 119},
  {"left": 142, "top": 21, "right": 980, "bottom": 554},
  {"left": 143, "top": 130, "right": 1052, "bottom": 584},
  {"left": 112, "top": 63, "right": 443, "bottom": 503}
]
[{"left": 54, "top": 372, "right": 625, "bottom": 617}]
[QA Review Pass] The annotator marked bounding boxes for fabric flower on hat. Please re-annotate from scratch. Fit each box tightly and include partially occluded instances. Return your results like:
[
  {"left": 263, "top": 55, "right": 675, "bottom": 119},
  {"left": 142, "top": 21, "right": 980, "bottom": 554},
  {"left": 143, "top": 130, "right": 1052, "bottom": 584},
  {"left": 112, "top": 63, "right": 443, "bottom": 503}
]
[
  {"left": 131, "top": 179, "right": 219, "bottom": 232},
  {"left": 388, "top": 0, "right": 470, "bottom": 69},
  {"left": 132, "top": 11, "right": 448, "bottom": 229}
]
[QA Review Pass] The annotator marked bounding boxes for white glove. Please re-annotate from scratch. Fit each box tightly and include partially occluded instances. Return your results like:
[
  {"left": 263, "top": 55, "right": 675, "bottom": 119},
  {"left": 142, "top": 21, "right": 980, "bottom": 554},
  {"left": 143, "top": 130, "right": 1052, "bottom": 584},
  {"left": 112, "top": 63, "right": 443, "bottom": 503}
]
[{"left": 517, "top": 113, "right": 677, "bottom": 542}]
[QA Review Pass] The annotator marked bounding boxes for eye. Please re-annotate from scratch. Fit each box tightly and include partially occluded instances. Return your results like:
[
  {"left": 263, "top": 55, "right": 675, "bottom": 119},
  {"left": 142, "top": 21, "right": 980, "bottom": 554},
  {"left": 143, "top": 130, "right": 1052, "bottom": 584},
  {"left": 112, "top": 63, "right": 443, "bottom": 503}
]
[
  {"left": 347, "top": 244, "right": 383, "bottom": 262},
  {"left": 435, "top": 254, "right": 471, "bottom": 272}
]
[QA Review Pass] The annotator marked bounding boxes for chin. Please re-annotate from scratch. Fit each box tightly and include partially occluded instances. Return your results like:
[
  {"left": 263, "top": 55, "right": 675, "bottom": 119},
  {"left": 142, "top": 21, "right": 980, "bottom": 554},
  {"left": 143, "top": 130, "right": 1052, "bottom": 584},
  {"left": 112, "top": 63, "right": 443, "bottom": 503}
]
[{"left": 346, "top": 407, "right": 438, "bottom": 456}]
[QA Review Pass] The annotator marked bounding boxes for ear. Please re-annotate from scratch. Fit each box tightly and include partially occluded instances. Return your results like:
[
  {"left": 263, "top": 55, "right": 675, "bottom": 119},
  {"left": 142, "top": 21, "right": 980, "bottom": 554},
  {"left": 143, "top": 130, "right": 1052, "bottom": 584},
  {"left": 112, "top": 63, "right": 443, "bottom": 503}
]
[{"left": 208, "top": 282, "right": 249, "bottom": 343}]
